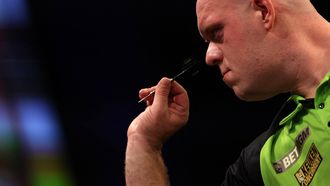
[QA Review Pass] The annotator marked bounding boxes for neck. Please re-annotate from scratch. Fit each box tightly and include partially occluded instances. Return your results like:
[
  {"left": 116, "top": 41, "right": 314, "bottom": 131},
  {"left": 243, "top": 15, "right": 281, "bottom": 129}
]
[{"left": 288, "top": 15, "right": 330, "bottom": 98}]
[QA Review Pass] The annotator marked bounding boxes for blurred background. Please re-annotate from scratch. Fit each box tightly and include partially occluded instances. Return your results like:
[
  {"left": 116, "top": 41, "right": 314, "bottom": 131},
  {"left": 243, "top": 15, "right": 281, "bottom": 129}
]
[{"left": 0, "top": 0, "right": 328, "bottom": 185}]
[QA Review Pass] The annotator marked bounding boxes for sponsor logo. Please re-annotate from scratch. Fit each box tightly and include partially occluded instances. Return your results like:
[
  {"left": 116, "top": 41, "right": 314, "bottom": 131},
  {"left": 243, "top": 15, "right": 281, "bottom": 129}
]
[
  {"left": 273, "top": 127, "right": 310, "bottom": 173},
  {"left": 295, "top": 143, "right": 322, "bottom": 186}
]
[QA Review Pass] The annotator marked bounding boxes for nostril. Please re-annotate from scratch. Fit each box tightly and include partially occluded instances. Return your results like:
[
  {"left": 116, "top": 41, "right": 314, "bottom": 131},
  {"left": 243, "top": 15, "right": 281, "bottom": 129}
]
[
  {"left": 206, "top": 43, "right": 223, "bottom": 66},
  {"left": 210, "top": 59, "right": 220, "bottom": 66},
  {"left": 206, "top": 52, "right": 221, "bottom": 66}
]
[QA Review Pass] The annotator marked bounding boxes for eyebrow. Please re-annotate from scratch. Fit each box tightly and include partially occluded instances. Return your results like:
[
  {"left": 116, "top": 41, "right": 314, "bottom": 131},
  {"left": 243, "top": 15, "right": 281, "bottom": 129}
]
[
  {"left": 198, "top": 30, "right": 207, "bottom": 42},
  {"left": 199, "top": 23, "right": 224, "bottom": 42},
  {"left": 198, "top": 23, "right": 210, "bottom": 41}
]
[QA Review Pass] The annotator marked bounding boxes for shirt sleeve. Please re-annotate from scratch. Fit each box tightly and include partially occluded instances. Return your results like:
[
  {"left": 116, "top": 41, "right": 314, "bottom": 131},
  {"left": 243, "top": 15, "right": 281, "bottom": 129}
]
[
  {"left": 221, "top": 99, "right": 295, "bottom": 186},
  {"left": 221, "top": 131, "right": 268, "bottom": 186}
]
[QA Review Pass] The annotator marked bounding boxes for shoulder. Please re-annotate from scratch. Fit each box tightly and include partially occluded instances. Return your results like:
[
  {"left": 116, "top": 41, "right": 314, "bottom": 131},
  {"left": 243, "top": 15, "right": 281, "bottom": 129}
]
[{"left": 222, "top": 131, "right": 270, "bottom": 186}]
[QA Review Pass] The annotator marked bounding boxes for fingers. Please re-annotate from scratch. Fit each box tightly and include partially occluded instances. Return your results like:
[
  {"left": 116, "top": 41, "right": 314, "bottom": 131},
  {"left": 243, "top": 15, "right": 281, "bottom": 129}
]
[
  {"left": 134, "top": 78, "right": 189, "bottom": 143},
  {"left": 170, "top": 80, "right": 189, "bottom": 107},
  {"left": 139, "top": 86, "right": 156, "bottom": 98},
  {"left": 153, "top": 78, "right": 172, "bottom": 108},
  {"left": 139, "top": 86, "right": 156, "bottom": 105},
  {"left": 138, "top": 78, "right": 188, "bottom": 107}
]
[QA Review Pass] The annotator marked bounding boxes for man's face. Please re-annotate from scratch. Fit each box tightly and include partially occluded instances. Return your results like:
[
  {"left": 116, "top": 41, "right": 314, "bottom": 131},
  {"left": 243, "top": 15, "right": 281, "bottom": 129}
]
[{"left": 196, "top": 0, "right": 284, "bottom": 101}]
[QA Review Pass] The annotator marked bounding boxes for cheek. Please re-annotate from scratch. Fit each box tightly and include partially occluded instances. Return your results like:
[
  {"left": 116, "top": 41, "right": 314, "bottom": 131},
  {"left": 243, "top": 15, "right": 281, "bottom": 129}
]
[
  {"left": 225, "top": 46, "right": 257, "bottom": 74},
  {"left": 223, "top": 23, "right": 270, "bottom": 75},
  {"left": 223, "top": 29, "right": 254, "bottom": 65}
]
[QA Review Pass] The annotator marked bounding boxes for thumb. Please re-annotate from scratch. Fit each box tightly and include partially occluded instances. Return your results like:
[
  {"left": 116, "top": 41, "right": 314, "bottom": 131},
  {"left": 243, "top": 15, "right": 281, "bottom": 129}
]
[{"left": 153, "top": 77, "right": 172, "bottom": 108}]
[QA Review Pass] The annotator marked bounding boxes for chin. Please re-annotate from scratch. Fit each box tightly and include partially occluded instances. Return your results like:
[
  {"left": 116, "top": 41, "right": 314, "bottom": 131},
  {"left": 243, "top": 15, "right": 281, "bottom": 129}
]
[
  {"left": 236, "top": 94, "right": 269, "bottom": 102},
  {"left": 233, "top": 87, "right": 274, "bottom": 102}
]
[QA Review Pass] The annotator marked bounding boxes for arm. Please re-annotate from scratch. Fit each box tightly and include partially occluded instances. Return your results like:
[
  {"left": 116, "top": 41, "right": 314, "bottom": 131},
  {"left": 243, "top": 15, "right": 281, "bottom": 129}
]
[{"left": 125, "top": 78, "right": 189, "bottom": 186}]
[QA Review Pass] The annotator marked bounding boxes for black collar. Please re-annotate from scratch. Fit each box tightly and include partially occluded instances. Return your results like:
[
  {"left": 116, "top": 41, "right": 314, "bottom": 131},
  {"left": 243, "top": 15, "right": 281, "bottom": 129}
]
[{"left": 299, "top": 98, "right": 315, "bottom": 109}]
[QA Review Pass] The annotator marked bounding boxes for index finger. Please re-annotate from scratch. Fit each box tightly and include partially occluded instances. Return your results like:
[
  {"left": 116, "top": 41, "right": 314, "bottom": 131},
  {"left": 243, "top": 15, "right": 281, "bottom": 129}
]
[{"left": 169, "top": 80, "right": 189, "bottom": 106}]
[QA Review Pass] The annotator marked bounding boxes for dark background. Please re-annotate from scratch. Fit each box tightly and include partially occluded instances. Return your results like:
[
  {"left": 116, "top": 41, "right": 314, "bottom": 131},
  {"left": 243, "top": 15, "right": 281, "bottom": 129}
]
[{"left": 25, "top": 0, "right": 329, "bottom": 185}]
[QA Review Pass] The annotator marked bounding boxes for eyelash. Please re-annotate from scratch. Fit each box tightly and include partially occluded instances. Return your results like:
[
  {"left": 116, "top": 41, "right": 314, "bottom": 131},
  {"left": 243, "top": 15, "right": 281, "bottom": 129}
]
[{"left": 211, "top": 29, "right": 223, "bottom": 43}]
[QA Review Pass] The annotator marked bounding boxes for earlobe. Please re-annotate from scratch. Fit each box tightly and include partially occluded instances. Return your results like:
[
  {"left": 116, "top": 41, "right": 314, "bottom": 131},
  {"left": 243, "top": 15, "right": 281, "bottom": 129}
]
[{"left": 252, "top": 0, "right": 275, "bottom": 30}]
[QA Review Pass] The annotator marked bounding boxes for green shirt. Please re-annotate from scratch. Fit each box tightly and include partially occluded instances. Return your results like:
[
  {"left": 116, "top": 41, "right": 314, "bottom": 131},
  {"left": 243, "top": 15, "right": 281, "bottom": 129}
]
[{"left": 260, "top": 71, "right": 330, "bottom": 186}]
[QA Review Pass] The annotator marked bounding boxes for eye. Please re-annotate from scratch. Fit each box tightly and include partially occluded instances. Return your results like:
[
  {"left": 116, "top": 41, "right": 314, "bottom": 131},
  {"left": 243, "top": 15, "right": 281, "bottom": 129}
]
[
  {"left": 200, "top": 24, "right": 224, "bottom": 43},
  {"left": 211, "top": 28, "right": 224, "bottom": 43}
]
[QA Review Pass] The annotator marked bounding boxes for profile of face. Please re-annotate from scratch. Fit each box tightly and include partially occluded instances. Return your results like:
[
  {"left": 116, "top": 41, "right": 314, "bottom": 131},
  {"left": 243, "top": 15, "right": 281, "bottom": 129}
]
[{"left": 196, "top": 0, "right": 287, "bottom": 101}]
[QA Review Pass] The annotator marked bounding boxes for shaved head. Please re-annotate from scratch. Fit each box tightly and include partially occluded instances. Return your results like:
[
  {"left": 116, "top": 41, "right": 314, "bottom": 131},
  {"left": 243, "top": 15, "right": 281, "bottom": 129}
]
[{"left": 195, "top": 0, "right": 330, "bottom": 100}]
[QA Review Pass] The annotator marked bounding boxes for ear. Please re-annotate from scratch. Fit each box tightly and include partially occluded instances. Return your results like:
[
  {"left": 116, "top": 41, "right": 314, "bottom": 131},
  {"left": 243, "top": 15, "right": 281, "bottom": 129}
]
[{"left": 252, "top": 0, "right": 275, "bottom": 30}]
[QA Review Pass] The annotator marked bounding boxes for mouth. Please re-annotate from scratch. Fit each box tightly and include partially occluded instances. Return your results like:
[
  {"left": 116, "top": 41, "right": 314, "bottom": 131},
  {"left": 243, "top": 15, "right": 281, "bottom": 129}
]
[
  {"left": 220, "top": 67, "right": 232, "bottom": 86},
  {"left": 221, "top": 68, "right": 230, "bottom": 77}
]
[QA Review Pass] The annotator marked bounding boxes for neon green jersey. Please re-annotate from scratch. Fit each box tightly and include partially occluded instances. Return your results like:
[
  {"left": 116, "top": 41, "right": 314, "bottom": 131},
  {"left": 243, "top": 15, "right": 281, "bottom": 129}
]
[{"left": 260, "top": 71, "right": 330, "bottom": 186}]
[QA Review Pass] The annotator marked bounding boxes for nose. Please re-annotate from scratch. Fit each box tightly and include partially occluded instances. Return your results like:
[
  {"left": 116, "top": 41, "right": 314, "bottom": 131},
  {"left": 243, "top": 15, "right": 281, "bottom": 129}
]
[{"left": 205, "top": 43, "right": 223, "bottom": 66}]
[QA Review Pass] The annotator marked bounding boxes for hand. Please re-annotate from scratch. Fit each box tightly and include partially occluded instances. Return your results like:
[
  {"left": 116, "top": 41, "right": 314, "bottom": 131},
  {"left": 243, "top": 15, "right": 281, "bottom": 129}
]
[{"left": 128, "top": 77, "right": 189, "bottom": 149}]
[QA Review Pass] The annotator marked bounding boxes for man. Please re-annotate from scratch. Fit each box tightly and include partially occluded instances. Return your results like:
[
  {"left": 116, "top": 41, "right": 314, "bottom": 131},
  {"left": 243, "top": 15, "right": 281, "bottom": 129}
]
[{"left": 125, "top": 0, "right": 330, "bottom": 185}]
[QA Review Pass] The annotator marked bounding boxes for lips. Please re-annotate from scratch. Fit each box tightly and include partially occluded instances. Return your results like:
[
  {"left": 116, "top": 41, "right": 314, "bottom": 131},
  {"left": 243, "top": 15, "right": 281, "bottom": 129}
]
[
  {"left": 220, "top": 67, "right": 230, "bottom": 77},
  {"left": 220, "top": 66, "right": 233, "bottom": 86}
]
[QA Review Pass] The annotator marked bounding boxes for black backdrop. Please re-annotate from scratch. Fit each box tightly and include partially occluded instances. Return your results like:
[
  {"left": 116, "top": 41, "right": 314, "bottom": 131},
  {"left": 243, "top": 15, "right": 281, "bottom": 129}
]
[{"left": 26, "top": 0, "right": 329, "bottom": 185}]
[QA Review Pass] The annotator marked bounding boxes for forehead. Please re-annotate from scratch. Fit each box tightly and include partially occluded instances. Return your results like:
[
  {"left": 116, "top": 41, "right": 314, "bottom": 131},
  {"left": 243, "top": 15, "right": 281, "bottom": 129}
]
[
  {"left": 196, "top": 0, "right": 220, "bottom": 17},
  {"left": 196, "top": 0, "right": 232, "bottom": 21},
  {"left": 196, "top": 0, "right": 244, "bottom": 18},
  {"left": 196, "top": 0, "right": 230, "bottom": 28},
  {"left": 197, "top": 0, "right": 233, "bottom": 12}
]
